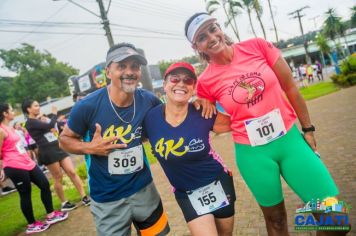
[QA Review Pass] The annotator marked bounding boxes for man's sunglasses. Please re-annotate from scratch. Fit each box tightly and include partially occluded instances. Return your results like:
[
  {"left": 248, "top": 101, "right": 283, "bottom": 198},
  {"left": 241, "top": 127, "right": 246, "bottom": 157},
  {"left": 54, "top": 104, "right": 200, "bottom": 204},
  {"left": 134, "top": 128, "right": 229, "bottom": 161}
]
[{"left": 168, "top": 75, "right": 196, "bottom": 85}]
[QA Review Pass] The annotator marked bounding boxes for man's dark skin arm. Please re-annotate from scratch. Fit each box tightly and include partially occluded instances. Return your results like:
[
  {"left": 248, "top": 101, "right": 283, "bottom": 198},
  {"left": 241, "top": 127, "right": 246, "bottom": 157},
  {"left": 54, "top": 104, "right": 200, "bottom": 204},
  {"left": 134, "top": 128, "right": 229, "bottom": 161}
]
[{"left": 59, "top": 123, "right": 127, "bottom": 156}]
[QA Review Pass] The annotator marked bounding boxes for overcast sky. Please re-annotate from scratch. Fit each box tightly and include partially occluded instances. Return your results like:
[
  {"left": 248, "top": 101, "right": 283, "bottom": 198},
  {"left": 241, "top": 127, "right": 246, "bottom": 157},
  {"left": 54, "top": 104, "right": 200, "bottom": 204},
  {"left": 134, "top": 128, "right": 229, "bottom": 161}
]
[{"left": 0, "top": 0, "right": 355, "bottom": 75}]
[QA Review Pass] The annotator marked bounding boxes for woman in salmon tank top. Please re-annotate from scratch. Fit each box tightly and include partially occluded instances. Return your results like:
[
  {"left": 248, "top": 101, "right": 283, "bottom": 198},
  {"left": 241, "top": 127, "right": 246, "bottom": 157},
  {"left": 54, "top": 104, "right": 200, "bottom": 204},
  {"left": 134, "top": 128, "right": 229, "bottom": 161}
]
[{"left": 184, "top": 12, "right": 348, "bottom": 236}]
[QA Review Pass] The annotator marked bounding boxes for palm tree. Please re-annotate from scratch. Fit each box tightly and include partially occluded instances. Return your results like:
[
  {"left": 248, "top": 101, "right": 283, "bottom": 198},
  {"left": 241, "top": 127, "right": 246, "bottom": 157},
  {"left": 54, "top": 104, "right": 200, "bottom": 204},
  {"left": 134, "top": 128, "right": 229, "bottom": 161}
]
[
  {"left": 241, "top": 0, "right": 257, "bottom": 37},
  {"left": 267, "top": 0, "right": 279, "bottom": 42},
  {"left": 252, "top": 0, "right": 266, "bottom": 39},
  {"left": 323, "top": 8, "right": 342, "bottom": 43},
  {"left": 315, "top": 33, "right": 333, "bottom": 65},
  {"left": 323, "top": 8, "right": 349, "bottom": 56},
  {"left": 337, "top": 21, "right": 351, "bottom": 56},
  {"left": 205, "top": 0, "right": 242, "bottom": 41},
  {"left": 351, "top": 6, "right": 356, "bottom": 28}
]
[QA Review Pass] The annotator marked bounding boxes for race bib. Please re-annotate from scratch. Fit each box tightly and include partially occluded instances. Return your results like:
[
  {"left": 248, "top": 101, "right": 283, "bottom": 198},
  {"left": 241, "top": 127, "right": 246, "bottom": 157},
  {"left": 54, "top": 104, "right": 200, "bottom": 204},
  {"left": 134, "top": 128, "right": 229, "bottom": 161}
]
[
  {"left": 244, "top": 109, "right": 286, "bottom": 146},
  {"left": 16, "top": 141, "right": 26, "bottom": 154},
  {"left": 108, "top": 145, "right": 144, "bottom": 175},
  {"left": 44, "top": 132, "right": 57, "bottom": 142},
  {"left": 188, "top": 180, "right": 229, "bottom": 215}
]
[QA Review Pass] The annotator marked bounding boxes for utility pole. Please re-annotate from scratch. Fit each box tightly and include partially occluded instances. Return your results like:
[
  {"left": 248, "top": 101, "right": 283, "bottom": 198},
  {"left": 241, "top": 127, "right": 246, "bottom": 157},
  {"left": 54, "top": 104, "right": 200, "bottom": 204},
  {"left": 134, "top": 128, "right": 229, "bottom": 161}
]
[
  {"left": 54, "top": 0, "right": 114, "bottom": 47},
  {"left": 309, "top": 15, "right": 320, "bottom": 29},
  {"left": 97, "top": 0, "right": 114, "bottom": 47},
  {"left": 288, "top": 6, "right": 311, "bottom": 64}
]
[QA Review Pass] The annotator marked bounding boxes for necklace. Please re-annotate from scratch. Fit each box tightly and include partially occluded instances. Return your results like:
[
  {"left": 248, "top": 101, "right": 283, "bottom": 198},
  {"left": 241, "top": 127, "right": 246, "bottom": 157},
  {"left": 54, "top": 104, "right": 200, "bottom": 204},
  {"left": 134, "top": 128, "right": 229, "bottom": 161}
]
[{"left": 107, "top": 86, "right": 136, "bottom": 124}]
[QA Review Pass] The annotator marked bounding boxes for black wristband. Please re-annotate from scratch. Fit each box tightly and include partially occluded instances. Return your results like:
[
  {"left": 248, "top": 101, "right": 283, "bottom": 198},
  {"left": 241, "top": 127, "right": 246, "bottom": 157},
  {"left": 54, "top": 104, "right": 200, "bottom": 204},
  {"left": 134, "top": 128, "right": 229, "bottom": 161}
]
[{"left": 302, "top": 125, "right": 315, "bottom": 133}]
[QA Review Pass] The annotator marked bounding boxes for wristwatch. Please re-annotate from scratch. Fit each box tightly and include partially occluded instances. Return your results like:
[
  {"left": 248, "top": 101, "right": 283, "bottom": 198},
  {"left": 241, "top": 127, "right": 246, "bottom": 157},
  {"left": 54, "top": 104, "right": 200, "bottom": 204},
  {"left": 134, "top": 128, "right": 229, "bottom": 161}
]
[{"left": 302, "top": 125, "right": 315, "bottom": 133}]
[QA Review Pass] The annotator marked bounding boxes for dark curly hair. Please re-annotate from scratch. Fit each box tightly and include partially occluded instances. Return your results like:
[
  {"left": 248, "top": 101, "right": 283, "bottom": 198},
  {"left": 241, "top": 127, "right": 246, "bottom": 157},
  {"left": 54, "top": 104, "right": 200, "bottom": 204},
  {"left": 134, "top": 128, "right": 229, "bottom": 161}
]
[
  {"left": 0, "top": 103, "right": 10, "bottom": 122},
  {"left": 22, "top": 99, "right": 35, "bottom": 116}
]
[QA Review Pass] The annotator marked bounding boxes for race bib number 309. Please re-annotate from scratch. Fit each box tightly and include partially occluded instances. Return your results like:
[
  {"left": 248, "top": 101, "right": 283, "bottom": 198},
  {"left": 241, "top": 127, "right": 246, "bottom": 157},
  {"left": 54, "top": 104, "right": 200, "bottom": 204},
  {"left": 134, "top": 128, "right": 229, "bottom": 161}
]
[{"left": 108, "top": 145, "right": 144, "bottom": 175}]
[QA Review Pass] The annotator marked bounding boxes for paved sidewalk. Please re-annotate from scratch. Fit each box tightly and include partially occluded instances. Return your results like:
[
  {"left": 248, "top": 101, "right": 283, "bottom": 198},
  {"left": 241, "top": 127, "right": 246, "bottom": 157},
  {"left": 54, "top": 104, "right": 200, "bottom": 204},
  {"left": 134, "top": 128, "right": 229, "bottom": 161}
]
[{"left": 17, "top": 86, "right": 356, "bottom": 236}]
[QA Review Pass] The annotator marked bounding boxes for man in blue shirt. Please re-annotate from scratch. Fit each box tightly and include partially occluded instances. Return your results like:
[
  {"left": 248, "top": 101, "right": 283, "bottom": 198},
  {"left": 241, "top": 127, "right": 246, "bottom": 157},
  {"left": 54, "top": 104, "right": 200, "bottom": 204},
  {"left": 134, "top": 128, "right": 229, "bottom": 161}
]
[{"left": 59, "top": 43, "right": 170, "bottom": 236}]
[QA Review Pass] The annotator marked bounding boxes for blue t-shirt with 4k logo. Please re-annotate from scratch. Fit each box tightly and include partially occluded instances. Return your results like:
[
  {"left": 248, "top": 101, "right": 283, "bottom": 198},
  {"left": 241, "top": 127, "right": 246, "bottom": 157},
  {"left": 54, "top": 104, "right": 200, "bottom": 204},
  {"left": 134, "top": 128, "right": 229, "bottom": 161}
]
[
  {"left": 68, "top": 88, "right": 161, "bottom": 203},
  {"left": 143, "top": 104, "right": 225, "bottom": 194}
]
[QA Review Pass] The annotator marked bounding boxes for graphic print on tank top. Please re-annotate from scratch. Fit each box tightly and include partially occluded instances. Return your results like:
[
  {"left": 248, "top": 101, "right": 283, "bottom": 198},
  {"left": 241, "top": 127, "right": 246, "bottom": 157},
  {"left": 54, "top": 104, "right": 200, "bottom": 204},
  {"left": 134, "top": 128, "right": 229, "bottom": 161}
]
[{"left": 227, "top": 72, "right": 265, "bottom": 109}]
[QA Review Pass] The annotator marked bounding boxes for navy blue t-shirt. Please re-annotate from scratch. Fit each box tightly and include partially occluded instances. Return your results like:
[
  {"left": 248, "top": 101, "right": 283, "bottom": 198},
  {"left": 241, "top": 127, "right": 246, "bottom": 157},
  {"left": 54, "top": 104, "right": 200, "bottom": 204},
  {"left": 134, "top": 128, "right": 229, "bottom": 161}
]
[
  {"left": 68, "top": 88, "right": 161, "bottom": 203},
  {"left": 143, "top": 104, "right": 225, "bottom": 193}
]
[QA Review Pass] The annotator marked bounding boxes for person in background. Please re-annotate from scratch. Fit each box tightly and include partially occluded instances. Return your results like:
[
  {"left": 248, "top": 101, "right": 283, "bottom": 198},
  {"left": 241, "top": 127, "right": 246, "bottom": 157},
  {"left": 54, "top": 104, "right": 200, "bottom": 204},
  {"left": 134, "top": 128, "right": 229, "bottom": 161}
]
[
  {"left": 0, "top": 103, "right": 68, "bottom": 234},
  {"left": 22, "top": 100, "right": 90, "bottom": 212}
]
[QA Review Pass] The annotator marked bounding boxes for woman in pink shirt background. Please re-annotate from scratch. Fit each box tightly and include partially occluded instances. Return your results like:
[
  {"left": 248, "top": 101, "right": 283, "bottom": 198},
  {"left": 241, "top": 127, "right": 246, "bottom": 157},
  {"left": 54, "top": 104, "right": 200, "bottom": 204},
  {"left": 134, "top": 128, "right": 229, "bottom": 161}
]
[
  {"left": 0, "top": 103, "right": 68, "bottom": 234},
  {"left": 184, "top": 13, "right": 345, "bottom": 236}
]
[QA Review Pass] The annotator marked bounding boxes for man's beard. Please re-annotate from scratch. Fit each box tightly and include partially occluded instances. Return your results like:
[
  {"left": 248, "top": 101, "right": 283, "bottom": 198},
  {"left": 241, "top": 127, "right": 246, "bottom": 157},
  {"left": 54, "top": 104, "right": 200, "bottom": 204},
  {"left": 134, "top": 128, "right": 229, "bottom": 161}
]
[{"left": 120, "top": 75, "right": 138, "bottom": 93}]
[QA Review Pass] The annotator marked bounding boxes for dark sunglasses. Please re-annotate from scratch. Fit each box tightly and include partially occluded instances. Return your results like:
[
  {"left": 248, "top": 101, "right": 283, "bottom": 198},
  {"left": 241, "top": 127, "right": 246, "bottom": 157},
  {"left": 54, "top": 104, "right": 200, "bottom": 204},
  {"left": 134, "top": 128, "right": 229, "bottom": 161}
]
[{"left": 168, "top": 75, "right": 196, "bottom": 85}]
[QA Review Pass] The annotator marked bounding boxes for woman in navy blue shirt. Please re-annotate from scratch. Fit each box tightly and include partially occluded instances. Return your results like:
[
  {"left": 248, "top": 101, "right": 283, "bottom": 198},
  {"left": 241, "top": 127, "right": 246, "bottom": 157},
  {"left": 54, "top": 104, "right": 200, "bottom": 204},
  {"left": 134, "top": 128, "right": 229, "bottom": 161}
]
[{"left": 144, "top": 62, "right": 236, "bottom": 236}]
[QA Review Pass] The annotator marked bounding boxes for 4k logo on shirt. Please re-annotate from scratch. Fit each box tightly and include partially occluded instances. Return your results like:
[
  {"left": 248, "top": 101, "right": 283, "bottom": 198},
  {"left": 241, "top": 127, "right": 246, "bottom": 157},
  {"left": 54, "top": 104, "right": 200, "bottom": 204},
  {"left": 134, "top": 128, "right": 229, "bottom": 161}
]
[
  {"left": 155, "top": 137, "right": 189, "bottom": 160},
  {"left": 103, "top": 124, "right": 136, "bottom": 144}
]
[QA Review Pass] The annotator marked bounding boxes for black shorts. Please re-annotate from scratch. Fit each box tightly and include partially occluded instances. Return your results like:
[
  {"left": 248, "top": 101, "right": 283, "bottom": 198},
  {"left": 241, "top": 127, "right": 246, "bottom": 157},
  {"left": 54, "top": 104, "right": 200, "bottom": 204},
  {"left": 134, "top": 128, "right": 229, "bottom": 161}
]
[
  {"left": 39, "top": 142, "right": 68, "bottom": 165},
  {"left": 175, "top": 171, "right": 236, "bottom": 222},
  {"left": 27, "top": 143, "right": 38, "bottom": 151}
]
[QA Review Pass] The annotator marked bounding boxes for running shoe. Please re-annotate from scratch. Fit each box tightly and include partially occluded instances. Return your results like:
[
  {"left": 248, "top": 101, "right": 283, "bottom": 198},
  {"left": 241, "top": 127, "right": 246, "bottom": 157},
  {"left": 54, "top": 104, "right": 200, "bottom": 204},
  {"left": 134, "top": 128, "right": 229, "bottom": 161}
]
[
  {"left": 46, "top": 211, "right": 68, "bottom": 225},
  {"left": 61, "top": 201, "right": 77, "bottom": 211},
  {"left": 26, "top": 221, "right": 49, "bottom": 234},
  {"left": 1, "top": 186, "right": 17, "bottom": 195},
  {"left": 82, "top": 196, "right": 91, "bottom": 206}
]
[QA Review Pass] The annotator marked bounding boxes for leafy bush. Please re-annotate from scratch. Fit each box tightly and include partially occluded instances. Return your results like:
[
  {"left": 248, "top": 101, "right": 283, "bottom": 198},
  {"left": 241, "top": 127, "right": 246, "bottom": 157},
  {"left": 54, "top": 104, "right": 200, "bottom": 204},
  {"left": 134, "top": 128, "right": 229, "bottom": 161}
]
[
  {"left": 76, "top": 162, "right": 88, "bottom": 181},
  {"left": 345, "top": 73, "right": 356, "bottom": 85},
  {"left": 331, "top": 54, "right": 356, "bottom": 87},
  {"left": 340, "top": 54, "right": 356, "bottom": 75}
]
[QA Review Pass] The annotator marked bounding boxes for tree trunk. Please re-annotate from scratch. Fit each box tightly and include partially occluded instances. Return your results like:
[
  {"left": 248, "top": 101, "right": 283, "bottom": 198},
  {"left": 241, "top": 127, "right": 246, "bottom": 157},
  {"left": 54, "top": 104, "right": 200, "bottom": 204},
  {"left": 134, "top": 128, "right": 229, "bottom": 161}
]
[
  {"left": 254, "top": 7, "right": 266, "bottom": 39},
  {"left": 267, "top": 0, "right": 278, "bottom": 42},
  {"left": 223, "top": 4, "right": 241, "bottom": 41},
  {"left": 247, "top": 9, "right": 257, "bottom": 37}
]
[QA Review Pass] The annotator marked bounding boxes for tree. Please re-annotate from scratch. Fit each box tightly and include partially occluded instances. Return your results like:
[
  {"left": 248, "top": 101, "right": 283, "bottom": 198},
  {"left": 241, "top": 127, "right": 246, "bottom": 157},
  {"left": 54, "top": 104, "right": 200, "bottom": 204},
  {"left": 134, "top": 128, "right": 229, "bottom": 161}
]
[
  {"left": 351, "top": 6, "right": 356, "bottom": 28},
  {"left": 252, "top": 0, "right": 266, "bottom": 40},
  {"left": 0, "top": 44, "right": 78, "bottom": 104},
  {"left": 205, "top": 0, "right": 242, "bottom": 41},
  {"left": 267, "top": 0, "right": 279, "bottom": 42},
  {"left": 323, "top": 8, "right": 350, "bottom": 56},
  {"left": 0, "top": 76, "right": 12, "bottom": 104},
  {"left": 315, "top": 33, "right": 333, "bottom": 65},
  {"left": 241, "top": 0, "right": 257, "bottom": 37},
  {"left": 323, "top": 8, "right": 342, "bottom": 43}
]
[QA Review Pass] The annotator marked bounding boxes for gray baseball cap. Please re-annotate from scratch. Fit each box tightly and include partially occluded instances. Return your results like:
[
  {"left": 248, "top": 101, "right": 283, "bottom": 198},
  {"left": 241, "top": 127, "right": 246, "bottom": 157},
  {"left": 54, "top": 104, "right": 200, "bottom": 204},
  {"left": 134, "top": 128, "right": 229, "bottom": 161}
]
[{"left": 106, "top": 46, "right": 147, "bottom": 67}]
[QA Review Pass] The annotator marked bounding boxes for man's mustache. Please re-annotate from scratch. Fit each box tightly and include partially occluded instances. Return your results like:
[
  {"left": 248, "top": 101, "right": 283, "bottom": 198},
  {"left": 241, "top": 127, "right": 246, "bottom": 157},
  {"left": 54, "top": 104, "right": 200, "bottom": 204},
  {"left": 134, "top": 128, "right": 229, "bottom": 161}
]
[{"left": 120, "top": 75, "right": 138, "bottom": 81}]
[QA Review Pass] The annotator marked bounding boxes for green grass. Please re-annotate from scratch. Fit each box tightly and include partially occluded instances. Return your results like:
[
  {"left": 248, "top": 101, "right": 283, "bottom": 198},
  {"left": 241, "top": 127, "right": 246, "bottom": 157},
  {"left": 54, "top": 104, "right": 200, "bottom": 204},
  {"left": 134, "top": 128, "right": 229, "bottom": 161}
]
[
  {"left": 0, "top": 184, "right": 88, "bottom": 236},
  {"left": 0, "top": 144, "right": 155, "bottom": 236},
  {"left": 299, "top": 82, "right": 340, "bottom": 100}
]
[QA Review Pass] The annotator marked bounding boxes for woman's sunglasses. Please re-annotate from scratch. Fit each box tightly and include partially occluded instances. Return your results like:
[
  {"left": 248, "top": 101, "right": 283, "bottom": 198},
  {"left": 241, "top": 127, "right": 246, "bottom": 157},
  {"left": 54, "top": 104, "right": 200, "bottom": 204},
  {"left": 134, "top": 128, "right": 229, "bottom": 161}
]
[{"left": 168, "top": 75, "right": 196, "bottom": 85}]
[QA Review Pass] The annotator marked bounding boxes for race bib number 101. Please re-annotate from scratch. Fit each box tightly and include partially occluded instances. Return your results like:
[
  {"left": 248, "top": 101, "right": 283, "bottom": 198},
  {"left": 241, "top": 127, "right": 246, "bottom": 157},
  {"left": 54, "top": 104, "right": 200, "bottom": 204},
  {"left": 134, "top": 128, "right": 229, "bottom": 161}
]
[{"left": 244, "top": 109, "right": 286, "bottom": 146}]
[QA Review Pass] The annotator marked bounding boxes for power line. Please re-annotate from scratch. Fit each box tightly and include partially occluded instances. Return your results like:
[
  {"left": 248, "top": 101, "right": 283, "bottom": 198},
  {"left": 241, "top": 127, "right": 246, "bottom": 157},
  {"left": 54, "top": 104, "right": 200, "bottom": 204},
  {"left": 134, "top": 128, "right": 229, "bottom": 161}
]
[
  {"left": 9, "top": 2, "right": 70, "bottom": 48},
  {"left": 0, "top": 29, "right": 184, "bottom": 40},
  {"left": 288, "top": 6, "right": 311, "bottom": 63},
  {"left": 116, "top": 0, "right": 192, "bottom": 17},
  {"left": 109, "top": 1, "right": 187, "bottom": 22},
  {"left": 0, "top": 19, "right": 182, "bottom": 36}
]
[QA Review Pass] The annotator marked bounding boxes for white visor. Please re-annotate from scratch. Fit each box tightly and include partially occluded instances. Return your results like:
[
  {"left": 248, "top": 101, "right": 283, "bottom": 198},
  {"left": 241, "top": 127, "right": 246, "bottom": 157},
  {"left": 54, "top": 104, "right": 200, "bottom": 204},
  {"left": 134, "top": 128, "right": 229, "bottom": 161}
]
[{"left": 186, "top": 14, "right": 216, "bottom": 43}]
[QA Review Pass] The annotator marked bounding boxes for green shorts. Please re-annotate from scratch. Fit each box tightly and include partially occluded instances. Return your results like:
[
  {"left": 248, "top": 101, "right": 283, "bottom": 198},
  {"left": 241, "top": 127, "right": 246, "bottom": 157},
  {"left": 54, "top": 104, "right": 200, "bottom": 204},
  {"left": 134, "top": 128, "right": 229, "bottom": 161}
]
[{"left": 234, "top": 124, "right": 339, "bottom": 207}]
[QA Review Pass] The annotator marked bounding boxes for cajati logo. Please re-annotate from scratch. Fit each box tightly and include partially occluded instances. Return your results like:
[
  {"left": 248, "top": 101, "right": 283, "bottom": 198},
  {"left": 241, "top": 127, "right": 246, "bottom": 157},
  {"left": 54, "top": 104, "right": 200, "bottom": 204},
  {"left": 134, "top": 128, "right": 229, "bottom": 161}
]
[{"left": 294, "top": 197, "right": 351, "bottom": 231}]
